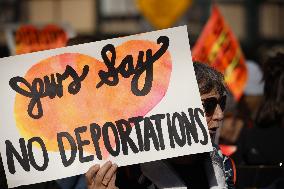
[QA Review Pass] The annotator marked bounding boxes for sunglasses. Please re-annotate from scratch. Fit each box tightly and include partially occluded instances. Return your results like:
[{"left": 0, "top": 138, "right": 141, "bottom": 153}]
[{"left": 202, "top": 95, "right": 226, "bottom": 116}]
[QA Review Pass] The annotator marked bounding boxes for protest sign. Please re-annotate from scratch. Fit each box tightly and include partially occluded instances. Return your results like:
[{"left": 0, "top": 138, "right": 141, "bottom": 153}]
[
  {"left": 5, "top": 23, "right": 75, "bottom": 55},
  {"left": 0, "top": 26, "right": 212, "bottom": 188}
]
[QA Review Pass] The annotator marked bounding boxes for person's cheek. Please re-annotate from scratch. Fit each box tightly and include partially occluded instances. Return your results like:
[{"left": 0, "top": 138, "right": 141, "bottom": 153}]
[{"left": 206, "top": 116, "right": 211, "bottom": 127}]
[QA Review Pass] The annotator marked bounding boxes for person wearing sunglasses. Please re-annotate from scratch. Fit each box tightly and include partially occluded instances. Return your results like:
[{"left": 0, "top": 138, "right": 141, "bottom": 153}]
[
  {"left": 85, "top": 62, "right": 235, "bottom": 189},
  {"left": 195, "top": 62, "right": 227, "bottom": 143}
]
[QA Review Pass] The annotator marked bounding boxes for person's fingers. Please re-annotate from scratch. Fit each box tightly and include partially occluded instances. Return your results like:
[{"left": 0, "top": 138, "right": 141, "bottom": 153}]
[
  {"left": 102, "top": 163, "right": 118, "bottom": 186},
  {"left": 85, "top": 164, "right": 100, "bottom": 185},
  {"left": 108, "top": 168, "right": 117, "bottom": 188},
  {"left": 94, "top": 161, "right": 112, "bottom": 185}
]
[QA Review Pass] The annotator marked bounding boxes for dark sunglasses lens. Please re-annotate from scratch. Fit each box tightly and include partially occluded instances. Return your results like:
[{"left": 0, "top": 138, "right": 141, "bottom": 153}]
[
  {"left": 203, "top": 98, "right": 218, "bottom": 115},
  {"left": 219, "top": 96, "right": 226, "bottom": 111}
]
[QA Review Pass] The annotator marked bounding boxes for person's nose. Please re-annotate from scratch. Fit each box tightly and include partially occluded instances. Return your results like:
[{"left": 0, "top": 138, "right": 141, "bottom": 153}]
[{"left": 212, "top": 104, "right": 224, "bottom": 121}]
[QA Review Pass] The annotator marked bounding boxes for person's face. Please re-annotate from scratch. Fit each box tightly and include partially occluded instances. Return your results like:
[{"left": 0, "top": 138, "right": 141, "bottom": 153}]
[
  {"left": 201, "top": 89, "right": 226, "bottom": 139},
  {"left": 169, "top": 89, "right": 226, "bottom": 165}
]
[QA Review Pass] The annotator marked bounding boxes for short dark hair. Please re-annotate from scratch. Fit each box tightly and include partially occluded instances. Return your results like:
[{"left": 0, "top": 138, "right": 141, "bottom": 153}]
[{"left": 193, "top": 61, "right": 227, "bottom": 96}]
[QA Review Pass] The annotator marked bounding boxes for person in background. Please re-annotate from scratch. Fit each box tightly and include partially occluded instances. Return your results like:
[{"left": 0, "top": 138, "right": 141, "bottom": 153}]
[
  {"left": 219, "top": 60, "right": 264, "bottom": 146},
  {"left": 236, "top": 52, "right": 284, "bottom": 165},
  {"left": 86, "top": 62, "right": 236, "bottom": 189},
  {"left": 255, "top": 53, "right": 284, "bottom": 131},
  {"left": 234, "top": 52, "right": 284, "bottom": 188},
  {"left": 243, "top": 60, "right": 264, "bottom": 121}
]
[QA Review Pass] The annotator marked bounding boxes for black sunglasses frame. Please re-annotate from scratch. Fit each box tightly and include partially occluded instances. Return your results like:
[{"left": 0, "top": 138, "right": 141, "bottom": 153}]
[{"left": 202, "top": 95, "right": 226, "bottom": 116}]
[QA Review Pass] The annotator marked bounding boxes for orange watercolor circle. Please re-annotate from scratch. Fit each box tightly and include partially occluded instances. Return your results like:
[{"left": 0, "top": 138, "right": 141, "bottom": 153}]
[{"left": 14, "top": 40, "right": 172, "bottom": 158}]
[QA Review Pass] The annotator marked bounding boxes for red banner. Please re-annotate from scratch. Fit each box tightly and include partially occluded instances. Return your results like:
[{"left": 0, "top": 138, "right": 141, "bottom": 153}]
[
  {"left": 15, "top": 24, "right": 68, "bottom": 55},
  {"left": 192, "top": 5, "right": 247, "bottom": 100}
]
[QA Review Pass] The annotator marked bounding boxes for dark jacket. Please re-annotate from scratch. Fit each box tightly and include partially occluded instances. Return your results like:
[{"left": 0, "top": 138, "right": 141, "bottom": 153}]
[{"left": 116, "top": 145, "right": 235, "bottom": 189}]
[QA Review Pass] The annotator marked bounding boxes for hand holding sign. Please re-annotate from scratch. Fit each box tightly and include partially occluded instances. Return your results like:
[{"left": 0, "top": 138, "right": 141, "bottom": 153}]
[
  {"left": 0, "top": 26, "right": 211, "bottom": 188},
  {"left": 86, "top": 161, "right": 118, "bottom": 189}
]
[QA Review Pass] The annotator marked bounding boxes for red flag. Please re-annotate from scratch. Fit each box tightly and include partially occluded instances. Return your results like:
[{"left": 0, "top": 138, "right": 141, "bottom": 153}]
[
  {"left": 192, "top": 5, "right": 247, "bottom": 100},
  {"left": 15, "top": 24, "right": 68, "bottom": 55}
]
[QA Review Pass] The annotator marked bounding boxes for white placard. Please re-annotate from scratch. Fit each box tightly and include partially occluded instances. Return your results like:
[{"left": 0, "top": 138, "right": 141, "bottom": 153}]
[{"left": 0, "top": 26, "right": 212, "bottom": 188}]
